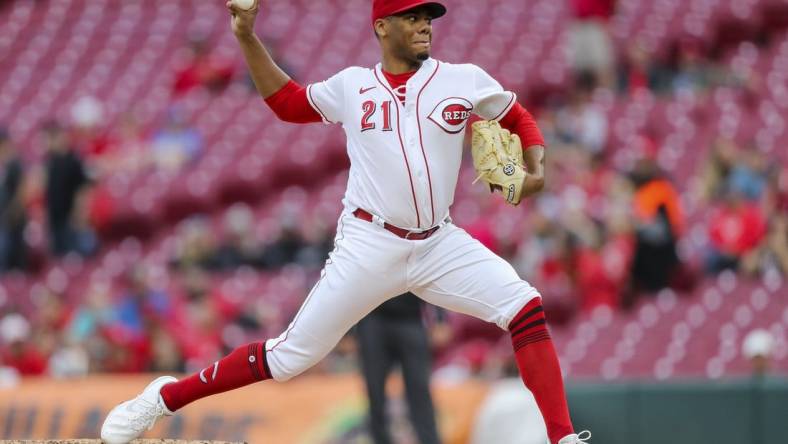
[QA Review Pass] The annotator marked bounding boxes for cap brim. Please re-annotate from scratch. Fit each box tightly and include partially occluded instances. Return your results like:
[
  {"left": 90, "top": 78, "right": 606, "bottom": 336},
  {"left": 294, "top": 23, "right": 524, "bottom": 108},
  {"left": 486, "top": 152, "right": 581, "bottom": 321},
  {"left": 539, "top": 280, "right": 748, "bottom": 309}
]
[{"left": 392, "top": 2, "right": 447, "bottom": 20}]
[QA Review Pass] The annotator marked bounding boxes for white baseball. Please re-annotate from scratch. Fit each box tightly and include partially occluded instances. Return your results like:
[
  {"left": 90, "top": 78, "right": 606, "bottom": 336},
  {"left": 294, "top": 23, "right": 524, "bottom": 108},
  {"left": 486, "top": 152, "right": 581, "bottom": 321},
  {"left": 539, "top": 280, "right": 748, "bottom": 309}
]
[{"left": 232, "top": 0, "right": 255, "bottom": 10}]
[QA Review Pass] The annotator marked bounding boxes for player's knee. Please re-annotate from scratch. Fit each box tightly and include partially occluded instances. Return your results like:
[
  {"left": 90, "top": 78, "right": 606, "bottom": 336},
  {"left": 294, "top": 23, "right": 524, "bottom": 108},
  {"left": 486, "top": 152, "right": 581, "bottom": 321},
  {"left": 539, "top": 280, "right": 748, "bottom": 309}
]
[
  {"left": 273, "top": 370, "right": 296, "bottom": 382},
  {"left": 265, "top": 350, "right": 323, "bottom": 382},
  {"left": 266, "top": 358, "right": 307, "bottom": 382},
  {"left": 506, "top": 293, "right": 543, "bottom": 331}
]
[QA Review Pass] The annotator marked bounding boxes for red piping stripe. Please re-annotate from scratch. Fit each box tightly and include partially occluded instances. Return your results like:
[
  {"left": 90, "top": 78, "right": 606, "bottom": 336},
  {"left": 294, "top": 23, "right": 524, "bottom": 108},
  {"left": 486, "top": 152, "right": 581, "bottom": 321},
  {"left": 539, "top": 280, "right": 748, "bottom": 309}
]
[
  {"left": 492, "top": 92, "right": 517, "bottom": 121},
  {"left": 268, "top": 270, "right": 326, "bottom": 353},
  {"left": 415, "top": 61, "right": 440, "bottom": 226},
  {"left": 267, "top": 214, "right": 347, "bottom": 353},
  {"left": 374, "top": 68, "right": 421, "bottom": 228},
  {"left": 307, "top": 84, "right": 334, "bottom": 124}
]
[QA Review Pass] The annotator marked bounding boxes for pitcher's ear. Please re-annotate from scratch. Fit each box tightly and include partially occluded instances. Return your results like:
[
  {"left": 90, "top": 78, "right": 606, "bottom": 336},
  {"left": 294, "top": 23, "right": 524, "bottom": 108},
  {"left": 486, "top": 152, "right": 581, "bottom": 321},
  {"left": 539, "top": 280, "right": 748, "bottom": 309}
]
[{"left": 374, "top": 18, "right": 389, "bottom": 39}]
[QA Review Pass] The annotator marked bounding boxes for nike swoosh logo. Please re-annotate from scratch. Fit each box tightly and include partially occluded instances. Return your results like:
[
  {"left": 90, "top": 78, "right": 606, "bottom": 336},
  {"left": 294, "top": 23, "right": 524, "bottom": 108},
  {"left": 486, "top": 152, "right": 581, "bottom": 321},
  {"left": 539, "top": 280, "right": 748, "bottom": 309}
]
[{"left": 359, "top": 86, "right": 376, "bottom": 94}]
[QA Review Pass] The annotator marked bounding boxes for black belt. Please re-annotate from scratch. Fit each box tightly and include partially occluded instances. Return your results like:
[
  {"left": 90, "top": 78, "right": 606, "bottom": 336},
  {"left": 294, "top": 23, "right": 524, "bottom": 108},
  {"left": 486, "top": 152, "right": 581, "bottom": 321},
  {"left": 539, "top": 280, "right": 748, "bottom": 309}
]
[{"left": 353, "top": 208, "right": 441, "bottom": 240}]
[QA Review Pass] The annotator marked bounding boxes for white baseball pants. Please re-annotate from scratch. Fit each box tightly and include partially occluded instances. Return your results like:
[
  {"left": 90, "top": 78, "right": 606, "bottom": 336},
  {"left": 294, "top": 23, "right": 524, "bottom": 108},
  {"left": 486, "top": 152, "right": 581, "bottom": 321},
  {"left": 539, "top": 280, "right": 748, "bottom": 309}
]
[{"left": 264, "top": 210, "right": 541, "bottom": 381}]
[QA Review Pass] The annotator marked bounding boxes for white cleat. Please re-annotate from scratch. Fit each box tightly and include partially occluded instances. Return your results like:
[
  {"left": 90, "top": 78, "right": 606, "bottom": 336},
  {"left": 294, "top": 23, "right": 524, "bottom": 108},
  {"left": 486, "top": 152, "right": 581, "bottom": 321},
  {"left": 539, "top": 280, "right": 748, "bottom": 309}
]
[
  {"left": 101, "top": 375, "right": 177, "bottom": 444},
  {"left": 558, "top": 430, "right": 592, "bottom": 444}
]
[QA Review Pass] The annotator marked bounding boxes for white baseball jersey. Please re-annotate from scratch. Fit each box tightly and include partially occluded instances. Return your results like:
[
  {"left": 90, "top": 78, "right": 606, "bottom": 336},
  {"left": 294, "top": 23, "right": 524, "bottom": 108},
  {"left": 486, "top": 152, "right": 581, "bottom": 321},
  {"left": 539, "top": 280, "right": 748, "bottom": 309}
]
[
  {"left": 306, "top": 58, "right": 516, "bottom": 230},
  {"left": 264, "top": 58, "right": 539, "bottom": 382}
]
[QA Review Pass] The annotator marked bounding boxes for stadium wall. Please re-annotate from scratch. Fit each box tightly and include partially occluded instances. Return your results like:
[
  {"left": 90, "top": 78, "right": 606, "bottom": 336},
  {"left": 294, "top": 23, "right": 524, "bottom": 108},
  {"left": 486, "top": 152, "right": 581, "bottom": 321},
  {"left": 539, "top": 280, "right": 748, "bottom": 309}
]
[
  {"left": 2, "top": 375, "right": 787, "bottom": 443},
  {"left": 568, "top": 378, "right": 788, "bottom": 444}
]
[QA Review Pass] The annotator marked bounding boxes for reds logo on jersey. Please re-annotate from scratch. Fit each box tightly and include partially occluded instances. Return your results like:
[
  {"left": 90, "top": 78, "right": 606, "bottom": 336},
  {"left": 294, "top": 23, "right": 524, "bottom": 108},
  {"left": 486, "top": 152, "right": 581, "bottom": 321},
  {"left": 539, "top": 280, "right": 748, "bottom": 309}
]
[{"left": 428, "top": 97, "right": 474, "bottom": 134}]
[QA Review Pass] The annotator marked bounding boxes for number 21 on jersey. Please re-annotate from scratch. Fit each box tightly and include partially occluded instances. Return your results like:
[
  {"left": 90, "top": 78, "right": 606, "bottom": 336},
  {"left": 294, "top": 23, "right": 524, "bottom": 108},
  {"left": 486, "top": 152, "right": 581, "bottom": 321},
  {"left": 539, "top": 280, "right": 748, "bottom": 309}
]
[{"left": 361, "top": 100, "right": 393, "bottom": 132}]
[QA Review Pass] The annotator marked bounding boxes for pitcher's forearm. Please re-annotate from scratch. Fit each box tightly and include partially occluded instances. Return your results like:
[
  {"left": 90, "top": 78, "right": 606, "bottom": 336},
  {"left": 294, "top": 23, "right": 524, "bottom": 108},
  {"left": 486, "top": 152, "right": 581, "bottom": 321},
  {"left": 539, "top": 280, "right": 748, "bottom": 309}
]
[
  {"left": 522, "top": 145, "right": 545, "bottom": 197},
  {"left": 234, "top": 32, "right": 290, "bottom": 98}
]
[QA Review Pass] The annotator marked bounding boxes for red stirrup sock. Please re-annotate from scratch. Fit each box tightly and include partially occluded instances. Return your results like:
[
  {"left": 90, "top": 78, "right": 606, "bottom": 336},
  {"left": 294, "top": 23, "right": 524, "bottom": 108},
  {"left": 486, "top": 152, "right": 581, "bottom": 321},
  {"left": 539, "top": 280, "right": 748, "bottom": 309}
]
[
  {"left": 160, "top": 342, "right": 271, "bottom": 412},
  {"left": 510, "top": 298, "right": 574, "bottom": 444}
]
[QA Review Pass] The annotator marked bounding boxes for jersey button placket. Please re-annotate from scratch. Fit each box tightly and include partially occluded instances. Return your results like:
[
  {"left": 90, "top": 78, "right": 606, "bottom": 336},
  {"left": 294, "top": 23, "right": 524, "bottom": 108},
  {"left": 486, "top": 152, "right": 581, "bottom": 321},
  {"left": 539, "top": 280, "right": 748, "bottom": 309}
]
[
  {"left": 395, "top": 92, "right": 419, "bottom": 229},
  {"left": 409, "top": 104, "right": 431, "bottom": 226}
]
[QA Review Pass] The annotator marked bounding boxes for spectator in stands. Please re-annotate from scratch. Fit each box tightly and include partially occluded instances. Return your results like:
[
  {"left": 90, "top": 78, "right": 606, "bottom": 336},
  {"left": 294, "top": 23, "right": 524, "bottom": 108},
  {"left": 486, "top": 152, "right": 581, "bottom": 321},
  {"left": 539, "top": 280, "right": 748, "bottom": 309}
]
[
  {"left": 34, "top": 286, "right": 72, "bottom": 333},
  {"left": 42, "top": 121, "right": 91, "bottom": 257},
  {"left": 86, "top": 111, "right": 151, "bottom": 175},
  {"left": 740, "top": 213, "right": 788, "bottom": 277},
  {"left": 698, "top": 137, "right": 739, "bottom": 203},
  {"left": 771, "top": 162, "right": 788, "bottom": 214},
  {"left": 110, "top": 113, "right": 151, "bottom": 172},
  {"left": 617, "top": 40, "right": 672, "bottom": 95},
  {"left": 512, "top": 206, "right": 557, "bottom": 280},
  {"left": 148, "top": 322, "right": 184, "bottom": 373},
  {"left": 100, "top": 325, "right": 153, "bottom": 373},
  {"left": 64, "top": 281, "right": 112, "bottom": 372},
  {"left": 190, "top": 265, "right": 274, "bottom": 356},
  {"left": 627, "top": 156, "right": 685, "bottom": 303},
  {"left": 294, "top": 217, "right": 334, "bottom": 269},
  {"left": 567, "top": 0, "right": 616, "bottom": 88},
  {"left": 667, "top": 39, "right": 723, "bottom": 94},
  {"left": 114, "top": 265, "right": 172, "bottom": 336},
  {"left": 170, "top": 216, "right": 218, "bottom": 270},
  {"left": 68, "top": 96, "right": 122, "bottom": 245},
  {"left": 0, "top": 313, "right": 47, "bottom": 375},
  {"left": 727, "top": 148, "right": 768, "bottom": 201},
  {"left": 210, "top": 203, "right": 265, "bottom": 270},
  {"left": 260, "top": 216, "right": 306, "bottom": 269},
  {"left": 96, "top": 266, "right": 174, "bottom": 372},
  {"left": 0, "top": 128, "right": 28, "bottom": 271},
  {"left": 706, "top": 186, "right": 768, "bottom": 274},
  {"left": 574, "top": 219, "right": 632, "bottom": 311},
  {"left": 48, "top": 336, "right": 90, "bottom": 378},
  {"left": 71, "top": 190, "right": 100, "bottom": 257},
  {"left": 172, "top": 35, "right": 236, "bottom": 97},
  {"left": 170, "top": 267, "right": 224, "bottom": 371},
  {"left": 555, "top": 71, "right": 608, "bottom": 155},
  {"left": 513, "top": 207, "right": 579, "bottom": 324},
  {"left": 67, "top": 281, "right": 116, "bottom": 344},
  {"left": 70, "top": 96, "right": 110, "bottom": 161},
  {"left": 744, "top": 169, "right": 788, "bottom": 275},
  {"left": 150, "top": 107, "right": 203, "bottom": 172}
]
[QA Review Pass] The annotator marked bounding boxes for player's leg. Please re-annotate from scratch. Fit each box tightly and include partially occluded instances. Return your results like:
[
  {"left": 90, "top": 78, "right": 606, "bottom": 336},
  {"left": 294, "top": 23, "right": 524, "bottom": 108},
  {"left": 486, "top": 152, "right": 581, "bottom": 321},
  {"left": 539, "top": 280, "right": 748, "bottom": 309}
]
[
  {"left": 357, "top": 316, "right": 396, "bottom": 444},
  {"left": 102, "top": 212, "right": 408, "bottom": 443},
  {"left": 166, "top": 211, "right": 407, "bottom": 395},
  {"left": 410, "top": 224, "right": 579, "bottom": 444},
  {"left": 393, "top": 319, "right": 441, "bottom": 444}
]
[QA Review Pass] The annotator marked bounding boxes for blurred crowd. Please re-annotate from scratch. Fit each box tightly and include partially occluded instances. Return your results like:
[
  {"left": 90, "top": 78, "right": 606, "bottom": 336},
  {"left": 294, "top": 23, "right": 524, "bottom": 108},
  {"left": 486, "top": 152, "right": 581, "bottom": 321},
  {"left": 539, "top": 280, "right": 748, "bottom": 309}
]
[
  {"left": 2, "top": 1, "right": 787, "bottom": 384},
  {"left": 0, "top": 34, "right": 246, "bottom": 274},
  {"left": 513, "top": 83, "right": 787, "bottom": 317},
  {"left": 0, "top": 200, "right": 336, "bottom": 380}
]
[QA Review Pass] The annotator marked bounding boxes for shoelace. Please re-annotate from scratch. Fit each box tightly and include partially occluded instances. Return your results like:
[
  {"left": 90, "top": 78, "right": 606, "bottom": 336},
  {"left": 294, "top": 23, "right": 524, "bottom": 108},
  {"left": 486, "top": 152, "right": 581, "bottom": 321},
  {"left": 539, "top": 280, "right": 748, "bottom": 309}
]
[
  {"left": 576, "top": 430, "right": 592, "bottom": 442},
  {"left": 128, "top": 399, "right": 165, "bottom": 431}
]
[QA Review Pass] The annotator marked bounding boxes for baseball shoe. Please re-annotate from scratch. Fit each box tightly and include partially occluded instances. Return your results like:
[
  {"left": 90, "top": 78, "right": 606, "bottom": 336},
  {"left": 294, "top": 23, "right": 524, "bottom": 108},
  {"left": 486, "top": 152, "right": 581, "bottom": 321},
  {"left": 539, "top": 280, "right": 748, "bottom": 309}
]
[
  {"left": 100, "top": 375, "right": 177, "bottom": 444},
  {"left": 558, "top": 430, "right": 591, "bottom": 444}
]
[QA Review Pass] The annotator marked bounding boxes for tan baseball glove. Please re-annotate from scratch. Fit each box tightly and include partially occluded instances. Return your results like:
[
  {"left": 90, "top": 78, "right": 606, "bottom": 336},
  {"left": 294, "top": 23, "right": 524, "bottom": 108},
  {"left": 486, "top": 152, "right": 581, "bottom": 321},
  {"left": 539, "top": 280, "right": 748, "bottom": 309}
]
[{"left": 471, "top": 120, "right": 526, "bottom": 205}]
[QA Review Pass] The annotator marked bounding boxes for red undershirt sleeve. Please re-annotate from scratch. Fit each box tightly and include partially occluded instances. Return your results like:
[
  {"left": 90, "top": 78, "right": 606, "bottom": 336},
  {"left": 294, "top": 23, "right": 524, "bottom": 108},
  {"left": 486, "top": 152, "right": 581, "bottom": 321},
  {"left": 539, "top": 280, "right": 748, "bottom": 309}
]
[
  {"left": 263, "top": 80, "right": 323, "bottom": 124},
  {"left": 498, "top": 102, "right": 545, "bottom": 149}
]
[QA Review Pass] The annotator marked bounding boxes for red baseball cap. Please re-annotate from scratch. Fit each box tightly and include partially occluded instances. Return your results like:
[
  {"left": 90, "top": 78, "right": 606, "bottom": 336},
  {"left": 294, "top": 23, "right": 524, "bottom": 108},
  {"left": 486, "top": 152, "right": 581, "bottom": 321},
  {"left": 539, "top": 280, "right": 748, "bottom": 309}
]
[{"left": 372, "top": 0, "right": 447, "bottom": 25}]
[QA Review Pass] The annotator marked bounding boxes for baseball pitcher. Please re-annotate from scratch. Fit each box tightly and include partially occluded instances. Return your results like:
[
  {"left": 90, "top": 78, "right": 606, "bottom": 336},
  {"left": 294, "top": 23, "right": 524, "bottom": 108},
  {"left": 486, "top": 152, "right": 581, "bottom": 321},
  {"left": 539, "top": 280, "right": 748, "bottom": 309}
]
[{"left": 102, "top": 1, "right": 590, "bottom": 443}]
